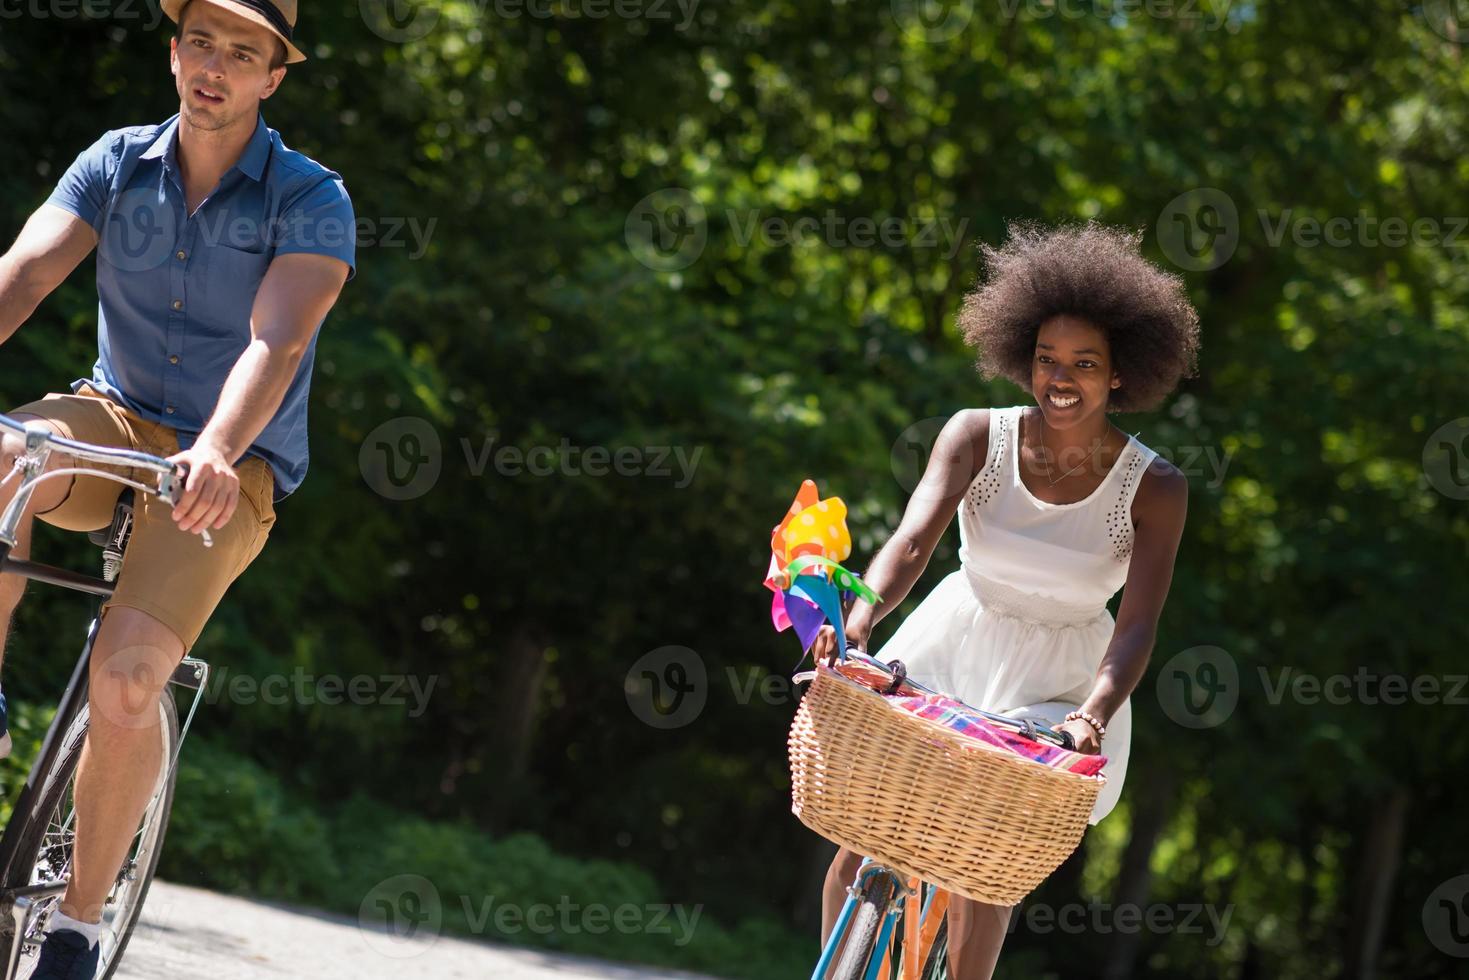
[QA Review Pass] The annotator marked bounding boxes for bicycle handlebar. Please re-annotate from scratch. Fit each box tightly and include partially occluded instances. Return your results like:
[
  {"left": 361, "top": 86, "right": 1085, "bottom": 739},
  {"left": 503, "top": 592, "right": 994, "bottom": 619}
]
[
  {"left": 0, "top": 412, "right": 208, "bottom": 549},
  {"left": 821, "top": 645, "right": 1078, "bottom": 751},
  {"left": 0, "top": 414, "right": 177, "bottom": 477}
]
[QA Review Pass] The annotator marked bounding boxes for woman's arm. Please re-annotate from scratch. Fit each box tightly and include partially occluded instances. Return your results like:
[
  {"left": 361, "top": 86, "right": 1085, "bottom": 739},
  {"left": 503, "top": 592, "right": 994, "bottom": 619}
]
[
  {"left": 1066, "top": 457, "right": 1189, "bottom": 749},
  {"left": 813, "top": 409, "right": 990, "bottom": 659}
]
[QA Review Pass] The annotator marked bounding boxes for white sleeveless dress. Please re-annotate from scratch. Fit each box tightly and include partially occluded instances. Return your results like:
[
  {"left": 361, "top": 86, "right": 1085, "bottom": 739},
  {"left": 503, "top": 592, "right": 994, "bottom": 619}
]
[{"left": 874, "top": 405, "right": 1159, "bottom": 825}]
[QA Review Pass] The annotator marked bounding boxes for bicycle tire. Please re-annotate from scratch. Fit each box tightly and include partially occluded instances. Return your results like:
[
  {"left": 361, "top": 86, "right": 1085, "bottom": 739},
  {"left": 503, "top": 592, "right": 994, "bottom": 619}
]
[
  {"left": 830, "top": 871, "right": 897, "bottom": 980},
  {"left": 920, "top": 916, "right": 948, "bottom": 979},
  {"left": 3, "top": 688, "right": 179, "bottom": 979}
]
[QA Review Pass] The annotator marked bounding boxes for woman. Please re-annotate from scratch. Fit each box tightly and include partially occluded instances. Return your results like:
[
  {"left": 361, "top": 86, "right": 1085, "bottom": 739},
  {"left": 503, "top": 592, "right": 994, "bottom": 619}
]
[{"left": 815, "top": 221, "right": 1200, "bottom": 977}]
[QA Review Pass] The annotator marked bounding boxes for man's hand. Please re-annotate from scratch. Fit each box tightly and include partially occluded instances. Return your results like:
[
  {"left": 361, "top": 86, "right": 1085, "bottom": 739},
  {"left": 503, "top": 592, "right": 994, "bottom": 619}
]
[
  {"left": 167, "top": 443, "right": 240, "bottom": 534},
  {"left": 1057, "top": 718, "right": 1102, "bottom": 755}
]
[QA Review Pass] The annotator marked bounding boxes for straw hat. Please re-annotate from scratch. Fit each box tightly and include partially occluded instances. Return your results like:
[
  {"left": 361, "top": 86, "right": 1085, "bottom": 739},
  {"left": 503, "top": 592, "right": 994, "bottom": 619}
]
[{"left": 162, "top": 0, "right": 307, "bottom": 65}]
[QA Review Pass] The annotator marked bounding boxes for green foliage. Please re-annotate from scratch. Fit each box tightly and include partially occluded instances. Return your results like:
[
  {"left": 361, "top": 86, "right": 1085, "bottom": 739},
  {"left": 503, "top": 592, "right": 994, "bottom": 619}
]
[
  {"left": 160, "top": 738, "right": 806, "bottom": 977},
  {"left": 162, "top": 737, "right": 337, "bottom": 900},
  {"left": 1, "top": 1, "right": 1466, "bottom": 977}
]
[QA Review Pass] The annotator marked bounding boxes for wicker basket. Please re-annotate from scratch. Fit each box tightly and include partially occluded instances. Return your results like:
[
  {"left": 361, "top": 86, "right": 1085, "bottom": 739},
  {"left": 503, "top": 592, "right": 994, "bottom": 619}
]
[{"left": 788, "top": 664, "right": 1104, "bottom": 905}]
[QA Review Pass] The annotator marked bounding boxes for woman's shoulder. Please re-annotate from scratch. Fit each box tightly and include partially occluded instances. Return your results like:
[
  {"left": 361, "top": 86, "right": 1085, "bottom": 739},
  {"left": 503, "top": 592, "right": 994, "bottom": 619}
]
[
  {"left": 949, "top": 406, "right": 1030, "bottom": 474},
  {"left": 949, "top": 405, "right": 1022, "bottom": 438},
  {"left": 960, "top": 404, "right": 1026, "bottom": 428},
  {"left": 1130, "top": 438, "right": 1187, "bottom": 511}
]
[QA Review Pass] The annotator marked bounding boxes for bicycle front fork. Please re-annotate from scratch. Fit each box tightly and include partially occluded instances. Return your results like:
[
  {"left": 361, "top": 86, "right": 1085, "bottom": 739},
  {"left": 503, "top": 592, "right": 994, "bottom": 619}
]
[{"left": 812, "top": 859, "right": 911, "bottom": 980}]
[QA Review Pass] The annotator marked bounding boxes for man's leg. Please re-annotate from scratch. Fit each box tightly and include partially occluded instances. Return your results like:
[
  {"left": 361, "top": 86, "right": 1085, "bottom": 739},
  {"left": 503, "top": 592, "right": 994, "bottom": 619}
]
[
  {"left": 59, "top": 606, "right": 183, "bottom": 923},
  {"left": 56, "top": 445, "right": 275, "bottom": 924}
]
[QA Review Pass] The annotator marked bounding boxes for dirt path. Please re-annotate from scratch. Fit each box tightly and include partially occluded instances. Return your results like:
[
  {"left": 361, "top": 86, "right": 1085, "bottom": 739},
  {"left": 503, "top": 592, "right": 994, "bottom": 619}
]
[{"left": 114, "top": 880, "right": 720, "bottom": 979}]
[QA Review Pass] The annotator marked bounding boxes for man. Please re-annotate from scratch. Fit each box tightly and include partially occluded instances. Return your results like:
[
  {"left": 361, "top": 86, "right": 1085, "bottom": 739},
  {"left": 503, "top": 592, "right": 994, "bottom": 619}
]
[{"left": 0, "top": 0, "right": 352, "bottom": 974}]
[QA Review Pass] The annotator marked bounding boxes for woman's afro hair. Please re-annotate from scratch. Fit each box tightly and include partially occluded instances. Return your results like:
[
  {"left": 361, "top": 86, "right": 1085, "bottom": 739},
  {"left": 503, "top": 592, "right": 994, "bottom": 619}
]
[{"left": 957, "top": 221, "right": 1201, "bottom": 413}]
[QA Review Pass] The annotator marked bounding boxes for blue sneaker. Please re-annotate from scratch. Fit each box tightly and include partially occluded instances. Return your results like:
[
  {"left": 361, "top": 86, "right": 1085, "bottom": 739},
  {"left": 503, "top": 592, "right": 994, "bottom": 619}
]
[
  {"left": 31, "top": 929, "right": 99, "bottom": 979},
  {"left": 0, "top": 689, "right": 9, "bottom": 759}
]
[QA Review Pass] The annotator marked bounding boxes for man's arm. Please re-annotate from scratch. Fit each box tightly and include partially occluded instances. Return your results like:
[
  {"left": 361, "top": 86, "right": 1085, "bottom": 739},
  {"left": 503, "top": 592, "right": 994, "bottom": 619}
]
[
  {"left": 168, "top": 252, "right": 350, "bottom": 533},
  {"left": 0, "top": 206, "right": 100, "bottom": 344}
]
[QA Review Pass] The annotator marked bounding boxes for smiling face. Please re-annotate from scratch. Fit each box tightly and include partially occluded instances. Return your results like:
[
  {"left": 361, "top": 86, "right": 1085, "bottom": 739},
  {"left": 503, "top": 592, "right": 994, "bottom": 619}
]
[
  {"left": 170, "top": 1, "right": 286, "bottom": 132},
  {"left": 1030, "top": 314, "right": 1123, "bottom": 427}
]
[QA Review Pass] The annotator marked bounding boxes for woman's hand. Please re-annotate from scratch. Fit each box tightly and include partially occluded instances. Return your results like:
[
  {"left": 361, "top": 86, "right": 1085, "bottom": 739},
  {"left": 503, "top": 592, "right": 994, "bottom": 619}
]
[
  {"left": 1057, "top": 718, "right": 1102, "bottom": 755},
  {"left": 811, "top": 624, "right": 868, "bottom": 667}
]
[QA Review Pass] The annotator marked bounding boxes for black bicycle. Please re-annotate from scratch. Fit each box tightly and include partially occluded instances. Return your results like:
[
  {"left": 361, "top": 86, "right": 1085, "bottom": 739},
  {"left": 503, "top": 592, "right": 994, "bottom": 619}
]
[{"left": 0, "top": 414, "right": 212, "bottom": 979}]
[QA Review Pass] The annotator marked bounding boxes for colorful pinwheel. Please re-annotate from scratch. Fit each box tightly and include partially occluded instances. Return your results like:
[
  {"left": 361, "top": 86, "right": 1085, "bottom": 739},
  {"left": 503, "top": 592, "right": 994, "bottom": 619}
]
[{"left": 764, "top": 479, "right": 881, "bottom": 657}]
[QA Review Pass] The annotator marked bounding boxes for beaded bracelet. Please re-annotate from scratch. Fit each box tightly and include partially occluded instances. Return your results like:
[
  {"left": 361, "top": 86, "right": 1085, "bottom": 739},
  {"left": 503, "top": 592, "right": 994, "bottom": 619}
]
[{"left": 1064, "top": 709, "right": 1107, "bottom": 738}]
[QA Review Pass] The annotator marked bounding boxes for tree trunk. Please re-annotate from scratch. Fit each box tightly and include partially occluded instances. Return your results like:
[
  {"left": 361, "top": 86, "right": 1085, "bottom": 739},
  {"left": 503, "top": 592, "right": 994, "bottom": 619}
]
[
  {"left": 1102, "top": 770, "right": 1176, "bottom": 980},
  {"left": 482, "top": 625, "right": 551, "bottom": 828},
  {"left": 1342, "top": 784, "right": 1411, "bottom": 980}
]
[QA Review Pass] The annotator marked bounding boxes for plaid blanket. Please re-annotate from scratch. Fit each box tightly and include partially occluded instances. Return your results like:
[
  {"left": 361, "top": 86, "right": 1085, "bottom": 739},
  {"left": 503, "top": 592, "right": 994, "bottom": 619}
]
[{"left": 833, "top": 662, "right": 1107, "bottom": 776}]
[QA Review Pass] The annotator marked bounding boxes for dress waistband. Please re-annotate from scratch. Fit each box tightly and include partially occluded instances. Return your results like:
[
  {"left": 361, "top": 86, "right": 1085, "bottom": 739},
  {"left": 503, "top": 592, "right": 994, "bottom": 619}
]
[{"left": 964, "top": 567, "right": 1109, "bottom": 627}]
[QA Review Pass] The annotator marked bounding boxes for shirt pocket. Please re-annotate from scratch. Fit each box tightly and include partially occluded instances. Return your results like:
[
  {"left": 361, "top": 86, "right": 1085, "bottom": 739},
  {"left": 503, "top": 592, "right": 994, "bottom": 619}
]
[{"left": 194, "top": 244, "right": 272, "bottom": 340}]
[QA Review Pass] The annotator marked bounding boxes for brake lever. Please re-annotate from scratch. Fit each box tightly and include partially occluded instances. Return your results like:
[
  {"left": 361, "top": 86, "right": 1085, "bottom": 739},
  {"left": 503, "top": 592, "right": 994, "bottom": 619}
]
[{"left": 166, "top": 462, "right": 213, "bottom": 549}]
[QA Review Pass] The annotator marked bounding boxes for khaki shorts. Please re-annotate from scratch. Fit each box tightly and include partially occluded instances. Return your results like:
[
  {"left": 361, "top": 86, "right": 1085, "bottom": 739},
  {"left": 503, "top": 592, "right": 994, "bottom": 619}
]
[{"left": 8, "top": 383, "right": 276, "bottom": 651}]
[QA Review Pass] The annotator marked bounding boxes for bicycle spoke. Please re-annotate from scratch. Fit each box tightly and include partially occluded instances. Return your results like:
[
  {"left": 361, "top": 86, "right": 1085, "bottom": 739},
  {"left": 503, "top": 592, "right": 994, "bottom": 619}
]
[{"left": 11, "top": 696, "right": 180, "bottom": 975}]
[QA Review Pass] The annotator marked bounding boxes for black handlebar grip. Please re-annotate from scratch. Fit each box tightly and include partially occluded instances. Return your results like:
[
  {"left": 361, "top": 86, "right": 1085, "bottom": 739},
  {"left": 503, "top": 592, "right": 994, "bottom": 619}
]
[{"left": 1058, "top": 729, "right": 1076, "bottom": 751}]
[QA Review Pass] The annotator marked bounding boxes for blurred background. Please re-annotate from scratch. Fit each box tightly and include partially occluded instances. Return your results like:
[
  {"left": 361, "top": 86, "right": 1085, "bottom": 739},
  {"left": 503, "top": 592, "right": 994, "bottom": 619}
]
[{"left": 2, "top": 0, "right": 1468, "bottom": 976}]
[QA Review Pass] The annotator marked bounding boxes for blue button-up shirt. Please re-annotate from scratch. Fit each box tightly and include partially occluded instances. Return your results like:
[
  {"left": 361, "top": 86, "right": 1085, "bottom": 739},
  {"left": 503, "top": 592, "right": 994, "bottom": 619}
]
[{"left": 45, "top": 112, "right": 355, "bottom": 501}]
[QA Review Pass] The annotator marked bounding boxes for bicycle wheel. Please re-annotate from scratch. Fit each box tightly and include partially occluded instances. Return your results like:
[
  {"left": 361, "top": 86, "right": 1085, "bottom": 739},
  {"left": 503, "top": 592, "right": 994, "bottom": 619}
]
[
  {"left": 4, "top": 687, "right": 179, "bottom": 979},
  {"left": 920, "top": 917, "right": 948, "bottom": 979},
  {"left": 830, "top": 870, "right": 898, "bottom": 980}
]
